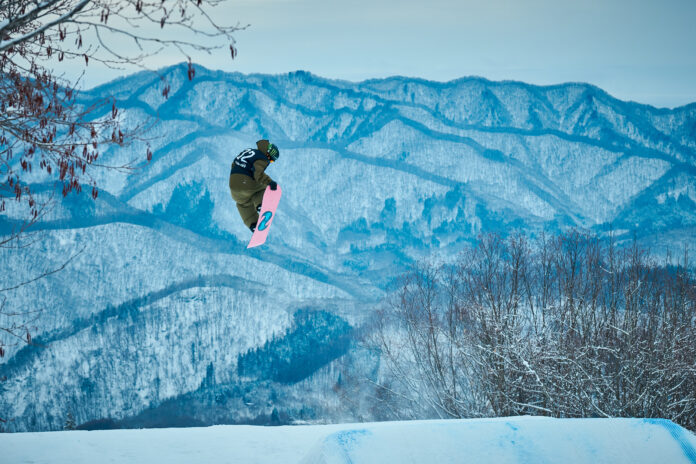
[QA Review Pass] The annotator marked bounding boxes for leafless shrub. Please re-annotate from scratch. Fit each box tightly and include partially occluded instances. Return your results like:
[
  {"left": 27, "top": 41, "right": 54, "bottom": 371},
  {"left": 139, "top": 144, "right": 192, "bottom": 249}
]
[{"left": 371, "top": 231, "right": 696, "bottom": 430}]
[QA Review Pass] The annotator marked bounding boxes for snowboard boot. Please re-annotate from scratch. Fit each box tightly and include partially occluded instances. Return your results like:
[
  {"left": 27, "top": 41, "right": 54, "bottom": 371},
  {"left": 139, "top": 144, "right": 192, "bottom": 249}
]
[{"left": 250, "top": 205, "right": 261, "bottom": 232}]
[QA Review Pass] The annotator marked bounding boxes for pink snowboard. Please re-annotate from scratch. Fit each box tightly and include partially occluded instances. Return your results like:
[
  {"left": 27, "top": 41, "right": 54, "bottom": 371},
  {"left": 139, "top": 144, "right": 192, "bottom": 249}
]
[{"left": 247, "top": 185, "right": 282, "bottom": 248}]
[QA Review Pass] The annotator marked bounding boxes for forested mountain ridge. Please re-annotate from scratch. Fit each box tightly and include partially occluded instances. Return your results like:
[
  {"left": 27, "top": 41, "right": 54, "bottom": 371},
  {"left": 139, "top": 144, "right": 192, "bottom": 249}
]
[{"left": 1, "top": 63, "right": 693, "bottom": 431}]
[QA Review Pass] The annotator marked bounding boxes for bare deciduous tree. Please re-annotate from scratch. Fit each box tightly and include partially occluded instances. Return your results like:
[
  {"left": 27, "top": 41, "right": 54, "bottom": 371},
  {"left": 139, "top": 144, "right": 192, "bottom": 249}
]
[
  {"left": 372, "top": 231, "right": 696, "bottom": 431},
  {"left": 1, "top": 0, "right": 242, "bottom": 357},
  {"left": 1, "top": 0, "right": 240, "bottom": 226}
]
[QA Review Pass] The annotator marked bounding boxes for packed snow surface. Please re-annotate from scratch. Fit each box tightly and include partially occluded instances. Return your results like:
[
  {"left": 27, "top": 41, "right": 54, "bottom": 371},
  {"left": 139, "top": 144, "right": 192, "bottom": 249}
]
[{"left": 2, "top": 417, "right": 696, "bottom": 464}]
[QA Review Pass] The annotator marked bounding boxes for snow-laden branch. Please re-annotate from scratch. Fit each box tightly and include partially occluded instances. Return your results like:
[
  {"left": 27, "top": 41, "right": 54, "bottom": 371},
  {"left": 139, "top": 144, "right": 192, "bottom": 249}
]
[{"left": 371, "top": 231, "right": 696, "bottom": 429}]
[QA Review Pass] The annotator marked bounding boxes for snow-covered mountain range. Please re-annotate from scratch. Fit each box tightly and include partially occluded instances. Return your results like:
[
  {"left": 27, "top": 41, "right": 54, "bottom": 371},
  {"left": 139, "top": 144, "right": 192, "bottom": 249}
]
[{"left": 1, "top": 64, "right": 694, "bottom": 432}]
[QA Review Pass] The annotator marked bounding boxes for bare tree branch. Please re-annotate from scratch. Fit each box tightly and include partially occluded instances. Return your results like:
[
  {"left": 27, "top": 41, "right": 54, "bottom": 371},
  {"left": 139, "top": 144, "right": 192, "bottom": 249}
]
[
  {"left": 370, "top": 230, "right": 696, "bottom": 431},
  {"left": 0, "top": 244, "right": 85, "bottom": 292}
]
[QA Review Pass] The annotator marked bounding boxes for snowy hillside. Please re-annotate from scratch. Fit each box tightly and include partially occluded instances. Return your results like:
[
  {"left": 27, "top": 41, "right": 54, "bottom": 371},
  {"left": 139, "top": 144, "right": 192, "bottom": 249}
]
[
  {"left": 2, "top": 417, "right": 696, "bottom": 464},
  {"left": 1, "top": 64, "right": 695, "bottom": 432}
]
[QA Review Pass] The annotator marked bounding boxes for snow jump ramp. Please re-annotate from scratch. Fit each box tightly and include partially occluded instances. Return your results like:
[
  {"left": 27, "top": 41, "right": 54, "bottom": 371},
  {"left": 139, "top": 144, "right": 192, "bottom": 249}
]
[{"left": 301, "top": 417, "right": 696, "bottom": 464}]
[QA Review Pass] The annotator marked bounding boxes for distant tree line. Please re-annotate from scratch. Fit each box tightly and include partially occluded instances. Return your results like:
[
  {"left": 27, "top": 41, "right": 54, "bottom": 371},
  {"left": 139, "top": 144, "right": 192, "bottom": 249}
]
[
  {"left": 371, "top": 231, "right": 696, "bottom": 431},
  {"left": 238, "top": 309, "right": 352, "bottom": 384}
]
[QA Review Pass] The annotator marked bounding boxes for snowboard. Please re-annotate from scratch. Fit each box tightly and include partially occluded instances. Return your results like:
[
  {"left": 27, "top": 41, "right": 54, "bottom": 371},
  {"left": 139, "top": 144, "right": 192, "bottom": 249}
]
[{"left": 247, "top": 184, "right": 282, "bottom": 248}]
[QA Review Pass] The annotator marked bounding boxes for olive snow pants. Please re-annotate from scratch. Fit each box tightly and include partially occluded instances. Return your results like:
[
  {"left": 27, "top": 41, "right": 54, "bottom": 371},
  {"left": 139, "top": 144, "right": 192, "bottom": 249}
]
[{"left": 229, "top": 173, "right": 266, "bottom": 228}]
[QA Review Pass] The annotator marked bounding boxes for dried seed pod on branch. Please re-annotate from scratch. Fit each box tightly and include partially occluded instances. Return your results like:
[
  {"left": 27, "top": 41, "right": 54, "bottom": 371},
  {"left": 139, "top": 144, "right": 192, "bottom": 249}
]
[
  {"left": 0, "top": 1, "right": 242, "bottom": 363},
  {"left": 0, "top": 0, "right": 242, "bottom": 244}
]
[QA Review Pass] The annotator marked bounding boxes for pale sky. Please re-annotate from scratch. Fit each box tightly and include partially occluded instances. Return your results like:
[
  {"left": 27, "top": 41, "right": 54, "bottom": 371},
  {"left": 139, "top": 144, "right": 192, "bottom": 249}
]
[{"left": 73, "top": 0, "right": 696, "bottom": 108}]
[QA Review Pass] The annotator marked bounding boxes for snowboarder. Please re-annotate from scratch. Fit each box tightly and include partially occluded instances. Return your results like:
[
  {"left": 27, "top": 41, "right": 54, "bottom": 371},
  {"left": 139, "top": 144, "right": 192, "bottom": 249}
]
[{"left": 229, "top": 139, "right": 280, "bottom": 232}]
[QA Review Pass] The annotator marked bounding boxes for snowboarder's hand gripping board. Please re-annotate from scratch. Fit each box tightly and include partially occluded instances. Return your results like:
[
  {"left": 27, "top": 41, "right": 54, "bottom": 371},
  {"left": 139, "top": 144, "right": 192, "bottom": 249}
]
[{"left": 247, "top": 184, "right": 282, "bottom": 248}]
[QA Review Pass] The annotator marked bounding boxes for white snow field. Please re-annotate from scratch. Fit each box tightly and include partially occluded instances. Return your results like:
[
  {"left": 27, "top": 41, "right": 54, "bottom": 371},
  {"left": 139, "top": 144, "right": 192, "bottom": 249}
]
[{"left": 2, "top": 417, "right": 696, "bottom": 464}]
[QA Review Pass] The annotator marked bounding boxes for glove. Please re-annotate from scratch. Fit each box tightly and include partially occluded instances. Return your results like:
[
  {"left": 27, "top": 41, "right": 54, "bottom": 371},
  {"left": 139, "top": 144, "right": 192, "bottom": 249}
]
[{"left": 269, "top": 181, "right": 278, "bottom": 191}]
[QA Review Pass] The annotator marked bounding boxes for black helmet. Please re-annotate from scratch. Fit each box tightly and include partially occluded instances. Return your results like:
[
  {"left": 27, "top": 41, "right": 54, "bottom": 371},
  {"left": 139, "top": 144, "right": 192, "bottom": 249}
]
[{"left": 267, "top": 143, "right": 280, "bottom": 161}]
